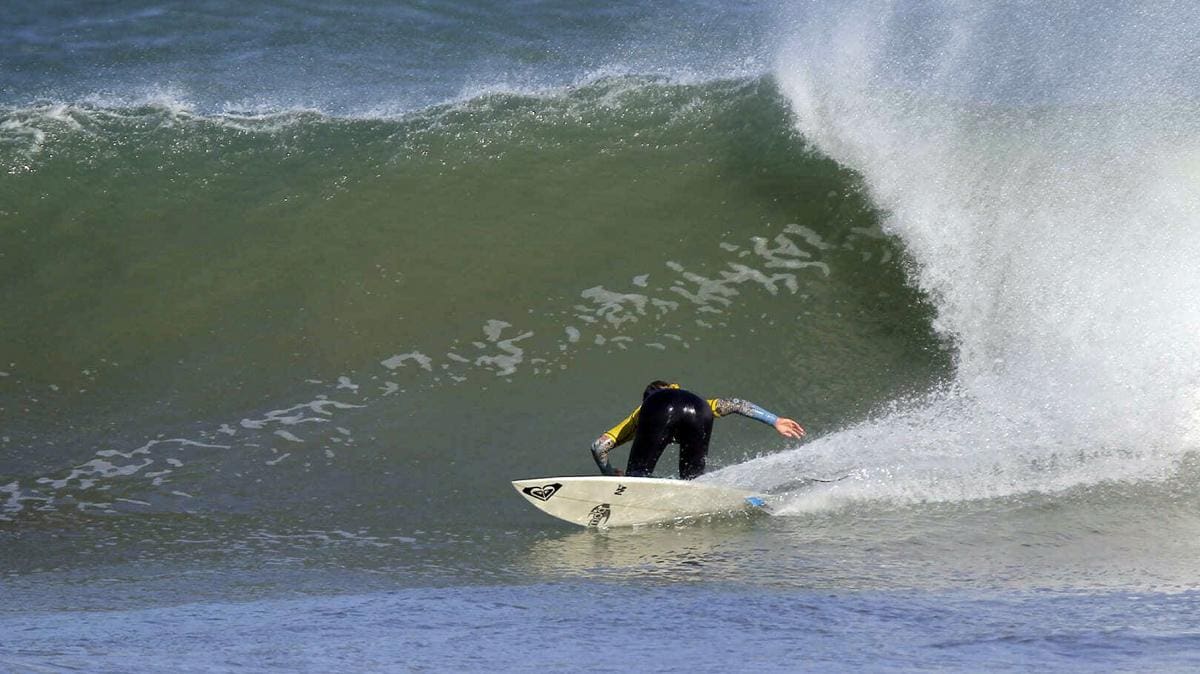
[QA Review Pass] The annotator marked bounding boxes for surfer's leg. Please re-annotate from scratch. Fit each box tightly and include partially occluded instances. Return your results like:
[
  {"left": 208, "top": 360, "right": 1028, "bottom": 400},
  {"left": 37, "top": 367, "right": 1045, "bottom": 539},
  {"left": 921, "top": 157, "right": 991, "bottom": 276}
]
[
  {"left": 626, "top": 430, "right": 670, "bottom": 477},
  {"left": 626, "top": 393, "right": 675, "bottom": 477},
  {"left": 676, "top": 402, "right": 714, "bottom": 480}
]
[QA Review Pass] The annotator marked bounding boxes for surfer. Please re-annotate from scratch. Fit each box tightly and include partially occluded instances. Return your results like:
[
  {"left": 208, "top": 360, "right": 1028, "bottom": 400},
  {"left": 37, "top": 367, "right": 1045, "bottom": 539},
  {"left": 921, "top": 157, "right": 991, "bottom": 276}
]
[{"left": 590, "top": 381, "right": 805, "bottom": 480}]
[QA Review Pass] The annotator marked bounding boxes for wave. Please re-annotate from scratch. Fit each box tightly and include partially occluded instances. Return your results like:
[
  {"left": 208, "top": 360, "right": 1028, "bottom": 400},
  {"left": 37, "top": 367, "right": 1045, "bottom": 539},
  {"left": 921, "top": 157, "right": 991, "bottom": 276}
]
[
  {"left": 710, "top": 1, "right": 1200, "bottom": 508},
  {"left": 1, "top": 74, "right": 938, "bottom": 525}
]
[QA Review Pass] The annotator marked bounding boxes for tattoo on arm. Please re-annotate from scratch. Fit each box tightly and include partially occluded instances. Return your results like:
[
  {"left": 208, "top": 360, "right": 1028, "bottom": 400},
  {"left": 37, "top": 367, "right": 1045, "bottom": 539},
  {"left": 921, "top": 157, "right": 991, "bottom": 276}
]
[
  {"left": 591, "top": 435, "right": 617, "bottom": 475},
  {"left": 713, "top": 398, "right": 779, "bottom": 426}
]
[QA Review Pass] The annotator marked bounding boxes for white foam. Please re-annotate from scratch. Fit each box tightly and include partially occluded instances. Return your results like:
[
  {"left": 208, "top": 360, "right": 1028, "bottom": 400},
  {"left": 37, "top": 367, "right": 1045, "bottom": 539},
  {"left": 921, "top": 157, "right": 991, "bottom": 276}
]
[
  {"left": 381, "top": 351, "right": 433, "bottom": 371},
  {"left": 729, "top": 1, "right": 1200, "bottom": 507},
  {"left": 473, "top": 320, "right": 533, "bottom": 377}
]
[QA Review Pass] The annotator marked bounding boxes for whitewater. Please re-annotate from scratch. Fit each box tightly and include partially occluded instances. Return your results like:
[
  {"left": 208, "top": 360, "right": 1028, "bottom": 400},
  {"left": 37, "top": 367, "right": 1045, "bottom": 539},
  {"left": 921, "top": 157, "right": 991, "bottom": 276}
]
[{"left": 715, "top": 0, "right": 1200, "bottom": 513}]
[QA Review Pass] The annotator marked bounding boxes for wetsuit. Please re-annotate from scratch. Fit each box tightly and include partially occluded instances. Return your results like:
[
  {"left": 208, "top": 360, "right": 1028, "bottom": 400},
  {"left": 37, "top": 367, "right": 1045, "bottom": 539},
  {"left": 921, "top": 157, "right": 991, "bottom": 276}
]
[{"left": 590, "top": 388, "right": 782, "bottom": 480}]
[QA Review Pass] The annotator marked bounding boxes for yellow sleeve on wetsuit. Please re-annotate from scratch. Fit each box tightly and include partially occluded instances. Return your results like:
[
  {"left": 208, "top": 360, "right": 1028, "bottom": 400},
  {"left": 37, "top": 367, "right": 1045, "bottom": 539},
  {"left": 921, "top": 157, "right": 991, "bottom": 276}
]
[{"left": 602, "top": 406, "right": 642, "bottom": 446}]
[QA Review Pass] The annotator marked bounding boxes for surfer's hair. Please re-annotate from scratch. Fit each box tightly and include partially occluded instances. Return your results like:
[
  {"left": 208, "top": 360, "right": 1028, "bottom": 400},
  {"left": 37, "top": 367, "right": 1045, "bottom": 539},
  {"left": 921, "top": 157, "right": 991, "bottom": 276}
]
[{"left": 643, "top": 380, "right": 678, "bottom": 400}]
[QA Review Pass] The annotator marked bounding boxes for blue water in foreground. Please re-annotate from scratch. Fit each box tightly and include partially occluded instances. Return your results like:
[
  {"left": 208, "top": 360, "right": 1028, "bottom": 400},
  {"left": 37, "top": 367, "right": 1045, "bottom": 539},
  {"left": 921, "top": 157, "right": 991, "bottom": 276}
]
[{"left": 6, "top": 584, "right": 1200, "bottom": 673}]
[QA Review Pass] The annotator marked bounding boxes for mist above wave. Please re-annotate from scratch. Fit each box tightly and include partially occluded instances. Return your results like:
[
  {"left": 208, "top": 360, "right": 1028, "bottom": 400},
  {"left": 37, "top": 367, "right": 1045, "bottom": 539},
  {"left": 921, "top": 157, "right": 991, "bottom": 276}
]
[{"left": 713, "top": 1, "right": 1200, "bottom": 506}]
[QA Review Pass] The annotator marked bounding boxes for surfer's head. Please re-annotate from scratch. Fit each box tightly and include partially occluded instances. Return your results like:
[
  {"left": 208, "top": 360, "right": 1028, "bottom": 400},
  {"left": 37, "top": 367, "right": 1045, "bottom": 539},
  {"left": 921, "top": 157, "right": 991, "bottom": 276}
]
[{"left": 643, "top": 380, "right": 680, "bottom": 400}]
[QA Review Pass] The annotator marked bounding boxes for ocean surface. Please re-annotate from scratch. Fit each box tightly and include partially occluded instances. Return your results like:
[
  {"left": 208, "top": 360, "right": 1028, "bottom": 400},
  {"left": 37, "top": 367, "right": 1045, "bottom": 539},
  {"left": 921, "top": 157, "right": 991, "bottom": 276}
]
[{"left": 4, "top": 1, "right": 1200, "bottom": 671}]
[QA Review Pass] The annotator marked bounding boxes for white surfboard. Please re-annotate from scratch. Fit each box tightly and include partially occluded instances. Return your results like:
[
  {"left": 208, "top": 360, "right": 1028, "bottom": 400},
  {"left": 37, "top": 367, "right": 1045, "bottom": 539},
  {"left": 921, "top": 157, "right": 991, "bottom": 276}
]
[{"left": 512, "top": 476, "right": 771, "bottom": 528}]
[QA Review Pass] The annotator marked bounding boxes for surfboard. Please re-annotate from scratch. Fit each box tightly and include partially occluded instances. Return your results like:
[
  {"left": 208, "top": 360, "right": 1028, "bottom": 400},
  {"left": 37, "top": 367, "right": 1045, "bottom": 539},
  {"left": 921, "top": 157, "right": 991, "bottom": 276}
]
[{"left": 512, "top": 476, "right": 771, "bottom": 528}]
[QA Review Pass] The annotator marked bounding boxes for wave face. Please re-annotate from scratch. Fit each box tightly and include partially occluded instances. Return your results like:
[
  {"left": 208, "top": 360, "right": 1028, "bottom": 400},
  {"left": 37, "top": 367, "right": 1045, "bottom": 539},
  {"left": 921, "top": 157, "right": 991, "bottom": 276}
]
[
  {"left": 0, "top": 73, "right": 942, "bottom": 544},
  {"left": 714, "top": 2, "right": 1200, "bottom": 507}
]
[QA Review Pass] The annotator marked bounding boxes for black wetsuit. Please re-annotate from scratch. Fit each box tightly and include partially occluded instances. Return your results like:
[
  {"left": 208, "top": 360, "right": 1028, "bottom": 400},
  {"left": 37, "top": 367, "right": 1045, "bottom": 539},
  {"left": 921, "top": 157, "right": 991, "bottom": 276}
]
[{"left": 625, "top": 387, "right": 714, "bottom": 480}]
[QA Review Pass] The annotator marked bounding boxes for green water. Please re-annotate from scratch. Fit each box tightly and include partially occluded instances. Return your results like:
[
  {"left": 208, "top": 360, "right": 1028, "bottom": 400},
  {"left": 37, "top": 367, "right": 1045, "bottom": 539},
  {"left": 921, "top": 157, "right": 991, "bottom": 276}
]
[{"left": 2, "top": 79, "right": 945, "bottom": 535}]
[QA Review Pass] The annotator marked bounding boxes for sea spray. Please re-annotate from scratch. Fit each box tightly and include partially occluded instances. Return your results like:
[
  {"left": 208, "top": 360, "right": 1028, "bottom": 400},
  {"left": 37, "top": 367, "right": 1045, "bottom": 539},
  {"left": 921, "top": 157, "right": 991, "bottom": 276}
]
[{"left": 711, "top": 1, "right": 1200, "bottom": 504}]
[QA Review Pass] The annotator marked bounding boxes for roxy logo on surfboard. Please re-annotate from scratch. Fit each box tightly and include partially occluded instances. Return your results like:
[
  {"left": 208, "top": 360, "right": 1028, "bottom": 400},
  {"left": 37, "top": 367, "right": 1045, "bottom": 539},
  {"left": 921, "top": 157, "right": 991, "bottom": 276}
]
[{"left": 522, "top": 483, "right": 563, "bottom": 501}]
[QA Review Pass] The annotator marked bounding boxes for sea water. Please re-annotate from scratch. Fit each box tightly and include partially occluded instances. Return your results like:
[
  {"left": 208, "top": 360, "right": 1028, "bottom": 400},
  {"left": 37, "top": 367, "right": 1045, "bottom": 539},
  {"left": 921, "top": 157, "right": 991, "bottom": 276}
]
[{"left": 4, "top": 1, "right": 1200, "bottom": 671}]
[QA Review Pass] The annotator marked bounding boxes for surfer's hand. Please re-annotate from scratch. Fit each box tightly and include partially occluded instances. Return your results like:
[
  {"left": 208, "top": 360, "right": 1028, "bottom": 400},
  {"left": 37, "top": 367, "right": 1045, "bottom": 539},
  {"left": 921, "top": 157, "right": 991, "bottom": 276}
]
[
  {"left": 613, "top": 468, "right": 625, "bottom": 476},
  {"left": 775, "top": 418, "right": 805, "bottom": 440}
]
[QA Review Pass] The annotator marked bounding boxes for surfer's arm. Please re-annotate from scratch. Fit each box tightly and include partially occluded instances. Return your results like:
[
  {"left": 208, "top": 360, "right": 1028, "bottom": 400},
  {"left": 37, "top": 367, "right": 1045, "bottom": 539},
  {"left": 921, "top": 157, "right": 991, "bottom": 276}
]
[
  {"left": 710, "top": 398, "right": 806, "bottom": 440},
  {"left": 590, "top": 407, "right": 640, "bottom": 476},
  {"left": 590, "top": 435, "right": 620, "bottom": 476}
]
